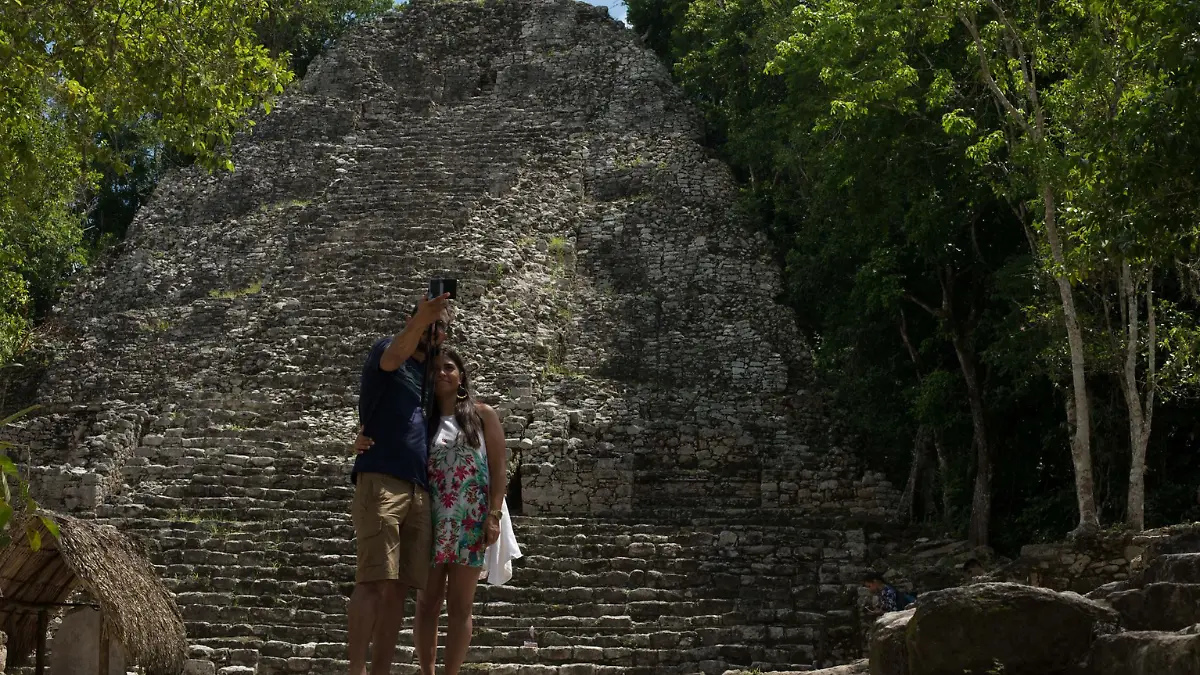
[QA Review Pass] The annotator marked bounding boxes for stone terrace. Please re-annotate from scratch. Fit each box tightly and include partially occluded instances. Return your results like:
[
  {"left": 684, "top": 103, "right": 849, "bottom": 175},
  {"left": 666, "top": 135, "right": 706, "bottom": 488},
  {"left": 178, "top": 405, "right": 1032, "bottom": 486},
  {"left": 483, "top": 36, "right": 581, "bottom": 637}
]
[{"left": 4, "top": 1, "right": 899, "bottom": 673}]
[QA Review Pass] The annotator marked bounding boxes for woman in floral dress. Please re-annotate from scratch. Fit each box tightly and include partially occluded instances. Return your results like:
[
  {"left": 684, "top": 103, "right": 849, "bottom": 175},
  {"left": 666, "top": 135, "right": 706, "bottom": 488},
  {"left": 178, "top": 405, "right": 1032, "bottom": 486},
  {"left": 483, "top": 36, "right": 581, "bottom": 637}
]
[{"left": 413, "top": 347, "right": 507, "bottom": 675}]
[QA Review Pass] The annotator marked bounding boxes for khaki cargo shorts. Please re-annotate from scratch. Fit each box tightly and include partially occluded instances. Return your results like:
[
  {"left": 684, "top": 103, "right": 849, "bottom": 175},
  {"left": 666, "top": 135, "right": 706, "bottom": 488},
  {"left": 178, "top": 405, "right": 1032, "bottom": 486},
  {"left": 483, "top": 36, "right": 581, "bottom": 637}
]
[{"left": 352, "top": 472, "right": 432, "bottom": 589}]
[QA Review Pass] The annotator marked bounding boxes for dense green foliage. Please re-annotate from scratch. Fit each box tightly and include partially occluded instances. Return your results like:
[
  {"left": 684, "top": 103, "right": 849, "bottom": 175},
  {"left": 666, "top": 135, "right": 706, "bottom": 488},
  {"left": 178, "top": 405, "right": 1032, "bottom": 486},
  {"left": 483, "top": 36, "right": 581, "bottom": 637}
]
[
  {"left": 0, "top": 0, "right": 393, "bottom": 364},
  {"left": 630, "top": 0, "right": 1200, "bottom": 551}
]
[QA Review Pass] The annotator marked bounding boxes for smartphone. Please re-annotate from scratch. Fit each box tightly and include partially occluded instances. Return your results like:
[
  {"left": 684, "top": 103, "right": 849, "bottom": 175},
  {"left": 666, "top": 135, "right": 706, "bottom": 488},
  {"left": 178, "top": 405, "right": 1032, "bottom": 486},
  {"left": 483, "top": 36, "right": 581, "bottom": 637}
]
[{"left": 429, "top": 278, "right": 458, "bottom": 299}]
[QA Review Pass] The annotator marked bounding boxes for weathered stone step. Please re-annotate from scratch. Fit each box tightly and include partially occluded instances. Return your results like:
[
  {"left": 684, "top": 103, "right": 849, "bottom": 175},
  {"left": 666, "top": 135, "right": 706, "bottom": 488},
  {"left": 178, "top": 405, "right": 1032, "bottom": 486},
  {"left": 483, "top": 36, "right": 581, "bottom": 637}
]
[
  {"left": 191, "top": 640, "right": 787, "bottom": 671},
  {"left": 170, "top": 581, "right": 695, "bottom": 605},
  {"left": 193, "top": 652, "right": 653, "bottom": 675},
  {"left": 184, "top": 621, "right": 818, "bottom": 653},
  {"left": 1108, "top": 582, "right": 1200, "bottom": 631},
  {"left": 1144, "top": 553, "right": 1200, "bottom": 584},
  {"left": 127, "top": 516, "right": 717, "bottom": 548},
  {"left": 117, "top": 507, "right": 752, "bottom": 538},
  {"left": 176, "top": 597, "right": 739, "bottom": 627},
  {"left": 245, "top": 659, "right": 704, "bottom": 675},
  {"left": 183, "top": 612, "right": 758, "bottom": 643},
  {"left": 123, "top": 514, "right": 741, "bottom": 553},
  {"left": 123, "top": 459, "right": 353, "bottom": 481},
  {"left": 159, "top": 566, "right": 704, "bottom": 595},
  {"left": 139, "top": 520, "right": 699, "bottom": 548},
  {"left": 147, "top": 541, "right": 703, "bottom": 569},
  {"left": 137, "top": 526, "right": 705, "bottom": 556},
  {"left": 166, "top": 571, "right": 709, "bottom": 601}
]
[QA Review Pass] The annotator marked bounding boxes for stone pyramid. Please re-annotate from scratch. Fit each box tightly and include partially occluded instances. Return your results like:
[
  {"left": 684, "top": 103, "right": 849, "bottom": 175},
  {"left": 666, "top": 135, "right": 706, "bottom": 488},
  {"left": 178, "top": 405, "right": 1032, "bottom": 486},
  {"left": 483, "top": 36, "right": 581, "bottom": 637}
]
[{"left": 5, "top": 1, "right": 899, "bottom": 672}]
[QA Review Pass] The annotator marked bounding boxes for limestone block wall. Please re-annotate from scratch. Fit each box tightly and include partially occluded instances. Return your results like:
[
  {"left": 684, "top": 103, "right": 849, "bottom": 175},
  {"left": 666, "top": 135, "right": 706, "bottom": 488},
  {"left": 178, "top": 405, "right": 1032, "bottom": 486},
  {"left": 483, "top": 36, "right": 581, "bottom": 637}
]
[
  {"left": 4, "top": 0, "right": 898, "bottom": 522},
  {"left": 995, "top": 523, "right": 1200, "bottom": 593},
  {"left": 3, "top": 404, "right": 150, "bottom": 510}
]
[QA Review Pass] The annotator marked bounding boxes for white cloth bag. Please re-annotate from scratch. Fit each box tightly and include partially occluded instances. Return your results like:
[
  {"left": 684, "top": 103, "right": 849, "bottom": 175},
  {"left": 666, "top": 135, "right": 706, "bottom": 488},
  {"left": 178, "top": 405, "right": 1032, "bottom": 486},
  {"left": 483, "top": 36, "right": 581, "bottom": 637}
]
[{"left": 480, "top": 498, "right": 522, "bottom": 585}]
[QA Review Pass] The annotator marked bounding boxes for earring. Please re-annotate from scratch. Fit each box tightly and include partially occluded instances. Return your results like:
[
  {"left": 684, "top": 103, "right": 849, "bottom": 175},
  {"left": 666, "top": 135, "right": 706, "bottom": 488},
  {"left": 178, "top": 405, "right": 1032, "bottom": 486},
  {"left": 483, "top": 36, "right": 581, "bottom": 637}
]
[{"left": 457, "top": 386, "right": 469, "bottom": 401}]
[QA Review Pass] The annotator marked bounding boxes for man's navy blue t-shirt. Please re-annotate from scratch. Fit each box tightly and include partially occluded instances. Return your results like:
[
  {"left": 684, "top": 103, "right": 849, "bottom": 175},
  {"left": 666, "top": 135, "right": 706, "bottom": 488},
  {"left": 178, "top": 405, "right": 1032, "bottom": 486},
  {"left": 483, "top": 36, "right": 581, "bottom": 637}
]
[{"left": 352, "top": 337, "right": 429, "bottom": 489}]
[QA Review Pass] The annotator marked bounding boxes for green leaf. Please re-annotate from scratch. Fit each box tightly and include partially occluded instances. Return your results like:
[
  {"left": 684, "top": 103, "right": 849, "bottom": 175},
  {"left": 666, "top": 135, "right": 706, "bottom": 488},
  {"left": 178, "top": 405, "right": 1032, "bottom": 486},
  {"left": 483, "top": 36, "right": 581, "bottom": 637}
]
[
  {"left": 26, "top": 526, "right": 41, "bottom": 552},
  {"left": 0, "top": 454, "right": 16, "bottom": 477},
  {"left": 39, "top": 515, "right": 60, "bottom": 540},
  {"left": 0, "top": 502, "right": 12, "bottom": 531},
  {"left": 0, "top": 404, "right": 39, "bottom": 428}
]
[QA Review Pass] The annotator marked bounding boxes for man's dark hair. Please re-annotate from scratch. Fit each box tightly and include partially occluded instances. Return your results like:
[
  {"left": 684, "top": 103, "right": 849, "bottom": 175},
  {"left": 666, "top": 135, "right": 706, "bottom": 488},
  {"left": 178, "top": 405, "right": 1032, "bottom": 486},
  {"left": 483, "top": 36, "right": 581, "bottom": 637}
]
[{"left": 862, "top": 571, "right": 886, "bottom": 584}]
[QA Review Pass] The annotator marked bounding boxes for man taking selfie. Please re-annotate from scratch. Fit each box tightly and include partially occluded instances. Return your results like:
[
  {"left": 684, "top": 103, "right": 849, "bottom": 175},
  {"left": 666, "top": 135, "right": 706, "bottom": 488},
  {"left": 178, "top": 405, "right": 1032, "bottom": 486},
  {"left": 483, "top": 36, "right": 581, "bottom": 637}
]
[{"left": 347, "top": 288, "right": 452, "bottom": 675}]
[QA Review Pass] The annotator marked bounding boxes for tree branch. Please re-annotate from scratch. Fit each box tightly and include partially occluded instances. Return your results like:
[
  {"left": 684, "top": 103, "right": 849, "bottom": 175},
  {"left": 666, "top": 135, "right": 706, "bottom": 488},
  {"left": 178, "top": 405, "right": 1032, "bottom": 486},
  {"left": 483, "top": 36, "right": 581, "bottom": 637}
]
[
  {"left": 986, "top": 0, "right": 1040, "bottom": 116},
  {"left": 899, "top": 308, "right": 923, "bottom": 373},
  {"left": 969, "top": 213, "right": 987, "bottom": 267},
  {"left": 904, "top": 291, "right": 943, "bottom": 319},
  {"left": 959, "top": 10, "right": 1036, "bottom": 138}
]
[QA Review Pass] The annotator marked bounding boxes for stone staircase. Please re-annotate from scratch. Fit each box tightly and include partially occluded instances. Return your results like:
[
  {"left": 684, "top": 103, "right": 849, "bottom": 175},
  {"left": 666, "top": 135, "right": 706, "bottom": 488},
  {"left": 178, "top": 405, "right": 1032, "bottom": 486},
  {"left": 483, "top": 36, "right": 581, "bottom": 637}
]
[
  {"left": 2, "top": 2, "right": 900, "bottom": 673},
  {"left": 1101, "top": 548, "right": 1200, "bottom": 633},
  {"left": 94, "top": 404, "right": 869, "bottom": 675}
]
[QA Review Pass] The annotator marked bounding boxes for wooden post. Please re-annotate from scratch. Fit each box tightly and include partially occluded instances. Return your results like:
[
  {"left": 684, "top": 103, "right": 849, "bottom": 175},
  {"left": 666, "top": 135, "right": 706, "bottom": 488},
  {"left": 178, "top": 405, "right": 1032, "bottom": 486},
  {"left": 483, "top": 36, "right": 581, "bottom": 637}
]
[
  {"left": 35, "top": 609, "right": 48, "bottom": 675},
  {"left": 98, "top": 612, "right": 109, "bottom": 675}
]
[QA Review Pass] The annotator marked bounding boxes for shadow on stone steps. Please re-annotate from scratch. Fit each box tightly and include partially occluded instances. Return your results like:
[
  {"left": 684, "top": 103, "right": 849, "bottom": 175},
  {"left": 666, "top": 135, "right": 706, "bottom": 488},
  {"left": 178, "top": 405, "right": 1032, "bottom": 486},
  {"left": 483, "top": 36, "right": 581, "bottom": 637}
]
[{"left": 722, "top": 662, "right": 867, "bottom": 675}]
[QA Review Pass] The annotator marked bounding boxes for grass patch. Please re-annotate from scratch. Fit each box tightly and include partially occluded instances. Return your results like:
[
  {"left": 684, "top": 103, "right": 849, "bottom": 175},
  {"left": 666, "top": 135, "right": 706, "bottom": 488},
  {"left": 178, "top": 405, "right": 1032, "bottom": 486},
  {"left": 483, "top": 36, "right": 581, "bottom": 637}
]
[
  {"left": 208, "top": 279, "right": 263, "bottom": 299},
  {"left": 258, "top": 198, "right": 311, "bottom": 213},
  {"left": 139, "top": 318, "right": 170, "bottom": 333},
  {"left": 543, "top": 362, "right": 584, "bottom": 379}
]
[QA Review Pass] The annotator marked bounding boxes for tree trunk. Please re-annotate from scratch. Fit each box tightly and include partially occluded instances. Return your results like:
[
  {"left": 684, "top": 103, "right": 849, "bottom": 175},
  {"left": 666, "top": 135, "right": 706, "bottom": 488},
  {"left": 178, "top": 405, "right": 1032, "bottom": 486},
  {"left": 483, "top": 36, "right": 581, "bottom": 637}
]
[
  {"left": 900, "top": 426, "right": 935, "bottom": 524},
  {"left": 1120, "top": 262, "right": 1155, "bottom": 531},
  {"left": 899, "top": 427, "right": 922, "bottom": 524},
  {"left": 950, "top": 330, "right": 991, "bottom": 547},
  {"left": 1041, "top": 185, "right": 1100, "bottom": 534},
  {"left": 933, "top": 425, "right": 952, "bottom": 521},
  {"left": 960, "top": 9, "right": 1099, "bottom": 536},
  {"left": 1127, "top": 427, "right": 1150, "bottom": 530}
]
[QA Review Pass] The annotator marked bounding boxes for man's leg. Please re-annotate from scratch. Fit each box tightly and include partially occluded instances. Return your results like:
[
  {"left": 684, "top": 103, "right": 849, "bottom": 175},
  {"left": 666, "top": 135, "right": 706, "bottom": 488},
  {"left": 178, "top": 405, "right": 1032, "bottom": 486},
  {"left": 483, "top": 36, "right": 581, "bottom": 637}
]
[
  {"left": 414, "top": 565, "right": 449, "bottom": 675},
  {"left": 443, "top": 564, "right": 482, "bottom": 675},
  {"left": 369, "top": 580, "right": 410, "bottom": 675},
  {"left": 351, "top": 473, "right": 405, "bottom": 675},
  {"left": 347, "top": 581, "right": 382, "bottom": 675}
]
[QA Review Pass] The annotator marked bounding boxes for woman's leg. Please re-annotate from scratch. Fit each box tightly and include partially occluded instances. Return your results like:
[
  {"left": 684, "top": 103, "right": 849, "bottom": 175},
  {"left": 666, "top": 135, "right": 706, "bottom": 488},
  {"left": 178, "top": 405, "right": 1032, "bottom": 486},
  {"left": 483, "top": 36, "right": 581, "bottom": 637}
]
[
  {"left": 443, "top": 563, "right": 482, "bottom": 675},
  {"left": 414, "top": 564, "right": 448, "bottom": 675}
]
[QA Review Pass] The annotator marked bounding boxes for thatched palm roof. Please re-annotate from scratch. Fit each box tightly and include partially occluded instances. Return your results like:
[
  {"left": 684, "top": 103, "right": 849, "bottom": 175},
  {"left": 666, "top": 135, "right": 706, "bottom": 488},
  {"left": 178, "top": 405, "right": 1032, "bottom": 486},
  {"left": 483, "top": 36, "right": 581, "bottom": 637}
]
[{"left": 0, "top": 512, "right": 186, "bottom": 675}]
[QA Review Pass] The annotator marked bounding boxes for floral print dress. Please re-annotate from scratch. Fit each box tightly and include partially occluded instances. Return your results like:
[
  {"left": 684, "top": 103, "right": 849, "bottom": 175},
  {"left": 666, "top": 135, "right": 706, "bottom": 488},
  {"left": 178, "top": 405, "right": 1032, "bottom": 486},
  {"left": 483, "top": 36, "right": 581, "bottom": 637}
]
[{"left": 428, "top": 415, "right": 490, "bottom": 567}]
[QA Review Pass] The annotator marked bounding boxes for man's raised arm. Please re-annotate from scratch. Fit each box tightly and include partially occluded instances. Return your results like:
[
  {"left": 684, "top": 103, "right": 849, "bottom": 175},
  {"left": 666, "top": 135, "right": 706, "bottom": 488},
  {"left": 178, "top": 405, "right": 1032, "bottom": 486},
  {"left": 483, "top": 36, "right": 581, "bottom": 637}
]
[{"left": 379, "top": 293, "right": 450, "bottom": 371}]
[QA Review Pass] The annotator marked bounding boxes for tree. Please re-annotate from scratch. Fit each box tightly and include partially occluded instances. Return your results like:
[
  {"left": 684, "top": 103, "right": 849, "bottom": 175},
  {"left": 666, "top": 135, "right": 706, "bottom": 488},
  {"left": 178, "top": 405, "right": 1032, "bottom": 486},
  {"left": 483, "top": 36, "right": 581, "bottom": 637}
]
[
  {"left": 1046, "top": 0, "right": 1200, "bottom": 530},
  {"left": 1, "top": 1, "right": 397, "bottom": 365},
  {"left": 943, "top": 0, "right": 1102, "bottom": 535},
  {"left": 773, "top": 0, "right": 1200, "bottom": 534},
  {"left": 638, "top": 0, "right": 1049, "bottom": 545},
  {"left": 937, "top": 0, "right": 1200, "bottom": 532},
  {"left": 256, "top": 0, "right": 395, "bottom": 77},
  {"left": 763, "top": 0, "right": 1037, "bottom": 546},
  {"left": 0, "top": 0, "right": 296, "bottom": 361},
  {"left": 632, "top": 0, "right": 1200, "bottom": 545}
]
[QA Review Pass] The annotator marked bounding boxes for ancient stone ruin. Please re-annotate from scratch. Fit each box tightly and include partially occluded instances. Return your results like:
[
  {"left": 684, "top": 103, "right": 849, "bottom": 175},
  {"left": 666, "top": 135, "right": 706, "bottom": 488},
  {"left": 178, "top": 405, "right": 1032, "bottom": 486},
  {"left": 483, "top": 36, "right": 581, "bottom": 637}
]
[
  {"left": 7, "top": 0, "right": 906, "bottom": 672},
  {"left": 3, "top": 1, "right": 1197, "bottom": 674}
]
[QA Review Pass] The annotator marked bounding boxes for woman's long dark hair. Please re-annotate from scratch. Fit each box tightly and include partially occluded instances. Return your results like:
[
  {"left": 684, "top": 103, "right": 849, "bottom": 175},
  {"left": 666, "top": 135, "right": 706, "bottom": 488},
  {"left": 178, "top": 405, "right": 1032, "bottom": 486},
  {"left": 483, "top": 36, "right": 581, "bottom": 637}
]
[{"left": 428, "top": 347, "right": 483, "bottom": 448}]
